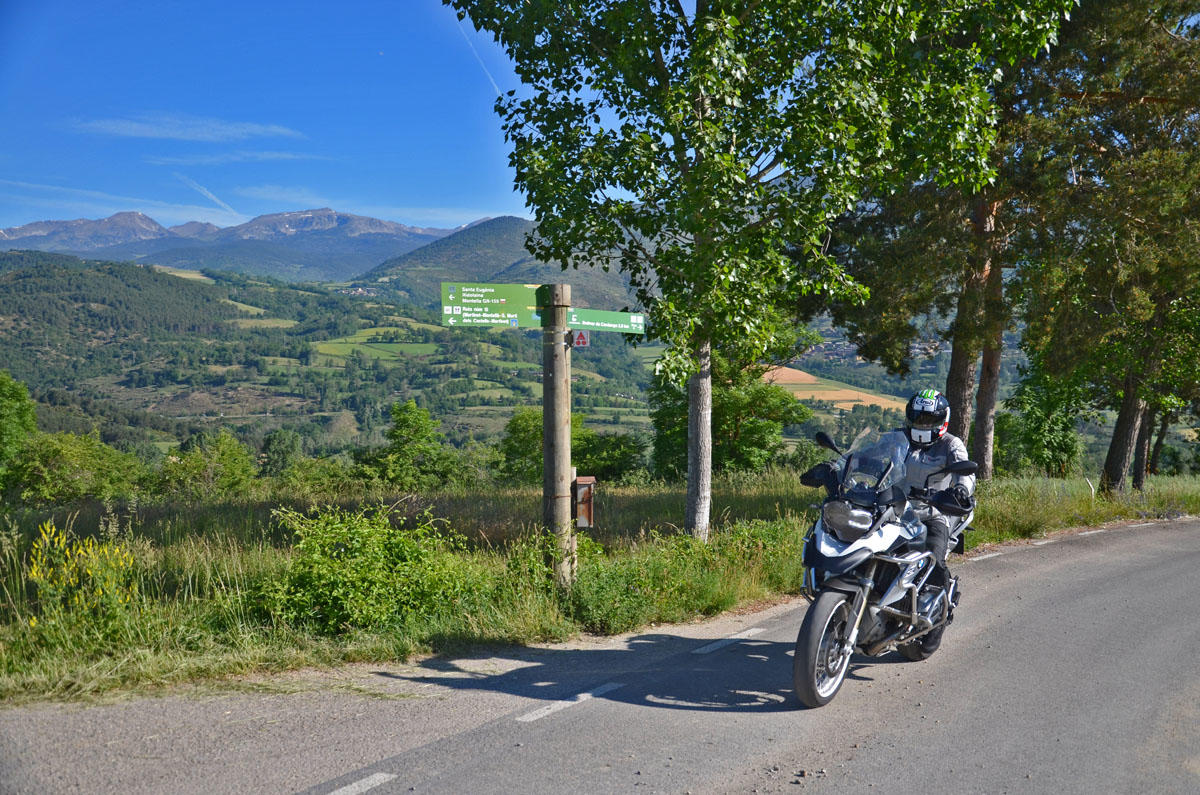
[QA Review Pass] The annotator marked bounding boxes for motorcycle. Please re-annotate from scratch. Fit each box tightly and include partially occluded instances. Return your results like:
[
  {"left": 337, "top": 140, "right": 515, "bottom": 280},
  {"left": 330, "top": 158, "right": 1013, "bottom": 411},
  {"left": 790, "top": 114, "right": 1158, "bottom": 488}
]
[{"left": 793, "top": 428, "right": 977, "bottom": 708}]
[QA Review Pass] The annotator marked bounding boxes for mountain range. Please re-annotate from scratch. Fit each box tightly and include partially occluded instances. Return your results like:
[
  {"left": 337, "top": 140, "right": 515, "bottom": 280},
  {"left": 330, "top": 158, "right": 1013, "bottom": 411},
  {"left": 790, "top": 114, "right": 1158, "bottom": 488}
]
[
  {"left": 1, "top": 210, "right": 636, "bottom": 310},
  {"left": 0, "top": 209, "right": 456, "bottom": 282}
]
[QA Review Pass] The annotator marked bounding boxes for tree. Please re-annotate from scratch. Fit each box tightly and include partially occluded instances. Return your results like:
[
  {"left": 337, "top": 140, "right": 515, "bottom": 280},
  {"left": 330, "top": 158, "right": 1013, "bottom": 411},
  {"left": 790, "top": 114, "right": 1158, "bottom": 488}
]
[
  {"left": 650, "top": 361, "right": 812, "bottom": 476},
  {"left": 0, "top": 369, "right": 37, "bottom": 484},
  {"left": 1013, "top": 0, "right": 1200, "bottom": 492},
  {"left": 498, "top": 407, "right": 645, "bottom": 484},
  {"left": 261, "top": 428, "right": 303, "bottom": 478},
  {"left": 159, "top": 429, "right": 258, "bottom": 503},
  {"left": 797, "top": 0, "right": 1200, "bottom": 483},
  {"left": 448, "top": 0, "right": 1071, "bottom": 539},
  {"left": 359, "top": 400, "right": 459, "bottom": 491}
]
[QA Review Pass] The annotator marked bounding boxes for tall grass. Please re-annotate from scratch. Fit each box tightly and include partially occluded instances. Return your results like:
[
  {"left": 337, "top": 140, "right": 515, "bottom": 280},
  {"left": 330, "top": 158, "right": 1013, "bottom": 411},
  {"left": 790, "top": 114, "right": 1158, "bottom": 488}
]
[{"left": 1, "top": 472, "right": 1197, "bottom": 703}]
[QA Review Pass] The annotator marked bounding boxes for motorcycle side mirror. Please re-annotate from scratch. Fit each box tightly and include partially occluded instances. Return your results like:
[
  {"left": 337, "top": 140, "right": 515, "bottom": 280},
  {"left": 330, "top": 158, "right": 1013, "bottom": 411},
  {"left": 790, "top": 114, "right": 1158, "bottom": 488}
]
[{"left": 814, "top": 431, "right": 841, "bottom": 455}]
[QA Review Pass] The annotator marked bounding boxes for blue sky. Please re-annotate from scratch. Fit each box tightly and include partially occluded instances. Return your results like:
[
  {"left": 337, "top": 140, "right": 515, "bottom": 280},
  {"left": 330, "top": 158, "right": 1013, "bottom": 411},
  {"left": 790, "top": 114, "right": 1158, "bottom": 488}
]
[{"left": 0, "top": 0, "right": 526, "bottom": 230}]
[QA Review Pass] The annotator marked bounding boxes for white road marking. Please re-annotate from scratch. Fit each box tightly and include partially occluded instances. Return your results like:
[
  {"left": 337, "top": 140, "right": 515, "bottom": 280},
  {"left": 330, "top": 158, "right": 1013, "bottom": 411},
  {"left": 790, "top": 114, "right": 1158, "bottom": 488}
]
[
  {"left": 1079, "top": 529, "right": 1107, "bottom": 536},
  {"left": 1031, "top": 540, "right": 1058, "bottom": 546},
  {"left": 329, "top": 773, "right": 397, "bottom": 795},
  {"left": 515, "top": 682, "right": 624, "bottom": 723},
  {"left": 1129, "top": 522, "right": 1154, "bottom": 528},
  {"left": 691, "top": 627, "right": 766, "bottom": 654},
  {"left": 968, "top": 552, "right": 1003, "bottom": 562}
]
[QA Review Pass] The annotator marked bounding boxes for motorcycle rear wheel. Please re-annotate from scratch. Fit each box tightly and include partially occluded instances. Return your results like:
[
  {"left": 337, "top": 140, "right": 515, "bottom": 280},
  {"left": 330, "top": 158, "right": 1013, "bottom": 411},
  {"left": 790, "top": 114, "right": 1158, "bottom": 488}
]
[{"left": 793, "top": 589, "right": 854, "bottom": 708}]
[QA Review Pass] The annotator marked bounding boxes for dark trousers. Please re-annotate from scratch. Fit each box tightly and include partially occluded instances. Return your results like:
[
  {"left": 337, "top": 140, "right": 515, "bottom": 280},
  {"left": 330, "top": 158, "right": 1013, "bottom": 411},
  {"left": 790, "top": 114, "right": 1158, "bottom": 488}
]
[{"left": 925, "top": 512, "right": 951, "bottom": 587}]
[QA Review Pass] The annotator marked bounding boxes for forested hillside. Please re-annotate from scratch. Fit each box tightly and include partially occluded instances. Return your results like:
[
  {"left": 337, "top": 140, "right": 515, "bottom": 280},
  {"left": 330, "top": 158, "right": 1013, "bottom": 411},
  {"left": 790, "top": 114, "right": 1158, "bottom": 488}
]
[
  {"left": 0, "top": 251, "right": 652, "bottom": 456},
  {"left": 357, "top": 216, "right": 635, "bottom": 310}
]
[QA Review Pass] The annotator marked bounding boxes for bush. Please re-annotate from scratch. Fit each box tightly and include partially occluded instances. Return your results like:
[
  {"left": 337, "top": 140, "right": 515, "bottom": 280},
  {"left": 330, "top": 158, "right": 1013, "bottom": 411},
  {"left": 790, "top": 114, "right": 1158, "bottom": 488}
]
[
  {"left": 569, "top": 520, "right": 806, "bottom": 634},
  {"left": 270, "top": 506, "right": 487, "bottom": 634},
  {"left": 25, "top": 521, "right": 138, "bottom": 641},
  {"left": 5, "top": 432, "right": 143, "bottom": 506}
]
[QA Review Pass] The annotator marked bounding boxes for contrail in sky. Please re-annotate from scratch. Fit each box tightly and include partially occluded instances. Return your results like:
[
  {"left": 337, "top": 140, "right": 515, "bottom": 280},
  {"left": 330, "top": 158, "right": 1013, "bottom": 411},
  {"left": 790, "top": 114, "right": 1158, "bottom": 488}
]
[
  {"left": 456, "top": 18, "right": 502, "bottom": 97},
  {"left": 174, "top": 173, "right": 238, "bottom": 215}
]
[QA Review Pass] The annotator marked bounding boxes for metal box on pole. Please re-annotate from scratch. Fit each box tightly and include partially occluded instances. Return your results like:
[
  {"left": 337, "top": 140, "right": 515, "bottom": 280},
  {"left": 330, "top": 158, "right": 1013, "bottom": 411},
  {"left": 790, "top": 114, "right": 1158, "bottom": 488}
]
[{"left": 572, "top": 476, "right": 597, "bottom": 529}]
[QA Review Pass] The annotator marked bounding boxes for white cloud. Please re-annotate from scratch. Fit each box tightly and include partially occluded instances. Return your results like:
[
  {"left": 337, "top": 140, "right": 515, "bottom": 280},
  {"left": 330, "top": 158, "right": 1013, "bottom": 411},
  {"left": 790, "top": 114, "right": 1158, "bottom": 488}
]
[
  {"left": 173, "top": 173, "right": 239, "bottom": 215},
  {"left": 75, "top": 112, "right": 304, "bottom": 143}
]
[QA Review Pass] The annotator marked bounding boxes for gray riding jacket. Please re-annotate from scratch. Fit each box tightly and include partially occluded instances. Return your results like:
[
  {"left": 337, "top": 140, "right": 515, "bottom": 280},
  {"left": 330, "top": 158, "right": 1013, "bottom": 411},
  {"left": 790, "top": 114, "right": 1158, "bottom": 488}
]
[{"left": 900, "top": 431, "right": 975, "bottom": 512}]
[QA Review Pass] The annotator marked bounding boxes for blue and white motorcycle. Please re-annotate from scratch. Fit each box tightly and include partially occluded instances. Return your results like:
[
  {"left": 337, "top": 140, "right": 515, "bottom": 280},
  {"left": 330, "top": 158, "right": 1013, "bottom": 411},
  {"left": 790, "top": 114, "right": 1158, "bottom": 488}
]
[{"left": 793, "top": 429, "right": 976, "bottom": 708}]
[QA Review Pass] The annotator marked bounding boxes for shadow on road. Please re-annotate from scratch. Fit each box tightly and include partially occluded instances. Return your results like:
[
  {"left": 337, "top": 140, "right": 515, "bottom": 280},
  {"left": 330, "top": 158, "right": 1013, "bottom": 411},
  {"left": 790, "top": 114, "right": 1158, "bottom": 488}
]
[{"left": 370, "top": 632, "right": 909, "bottom": 714}]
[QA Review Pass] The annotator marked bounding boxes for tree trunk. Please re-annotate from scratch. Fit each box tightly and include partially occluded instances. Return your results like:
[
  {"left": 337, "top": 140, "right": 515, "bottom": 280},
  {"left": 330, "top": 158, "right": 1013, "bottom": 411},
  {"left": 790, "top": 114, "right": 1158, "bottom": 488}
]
[
  {"left": 970, "top": 195, "right": 1005, "bottom": 479},
  {"left": 973, "top": 342, "right": 1001, "bottom": 479},
  {"left": 945, "top": 334, "right": 978, "bottom": 443},
  {"left": 945, "top": 208, "right": 994, "bottom": 443},
  {"left": 1149, "top": 414, "right": 1170, "bottom": 475},
  {"left": 686, "top": 338, "right": 713, "bottom": 541},
  {"left": 1132, "top": 406, "right": 1155, "bottom": 491},
  {"left": 1100, "top": 373, "right": 1145, "bottom": 494}
]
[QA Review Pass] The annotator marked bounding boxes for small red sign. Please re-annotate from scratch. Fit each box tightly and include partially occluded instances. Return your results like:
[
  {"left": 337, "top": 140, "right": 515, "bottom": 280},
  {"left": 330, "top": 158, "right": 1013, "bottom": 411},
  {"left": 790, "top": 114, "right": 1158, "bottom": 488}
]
[{"left": 571, "top": 330, "right": 590, "bottom": 348}]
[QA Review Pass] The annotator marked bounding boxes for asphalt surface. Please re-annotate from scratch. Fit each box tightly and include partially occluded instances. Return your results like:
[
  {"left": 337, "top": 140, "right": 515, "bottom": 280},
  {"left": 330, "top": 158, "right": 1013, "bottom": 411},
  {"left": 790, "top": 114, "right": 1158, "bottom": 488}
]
[{"left": 1, "top": 517, "right": 1197, "bottom": 794}]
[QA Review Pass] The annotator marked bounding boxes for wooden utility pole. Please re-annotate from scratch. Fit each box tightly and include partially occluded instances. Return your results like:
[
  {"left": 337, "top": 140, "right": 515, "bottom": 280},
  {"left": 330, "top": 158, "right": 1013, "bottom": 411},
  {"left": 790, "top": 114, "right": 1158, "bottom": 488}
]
[{"left": 541, "top": 284, "right": 575, "bottom": 587}]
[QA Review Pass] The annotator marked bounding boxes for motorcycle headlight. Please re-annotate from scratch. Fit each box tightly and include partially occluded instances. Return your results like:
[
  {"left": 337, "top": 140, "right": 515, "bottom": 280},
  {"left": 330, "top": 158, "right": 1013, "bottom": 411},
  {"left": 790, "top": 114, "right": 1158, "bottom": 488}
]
[{"left": 822, "top": 500, "right": 875, "bottom": 543}]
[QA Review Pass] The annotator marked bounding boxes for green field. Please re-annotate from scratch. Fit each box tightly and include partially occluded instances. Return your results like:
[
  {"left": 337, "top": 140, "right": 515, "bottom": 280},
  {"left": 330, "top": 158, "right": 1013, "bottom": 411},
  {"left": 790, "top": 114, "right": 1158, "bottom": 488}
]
[{"left": 228, "top": 317, "right": 297, "bottom": 329}]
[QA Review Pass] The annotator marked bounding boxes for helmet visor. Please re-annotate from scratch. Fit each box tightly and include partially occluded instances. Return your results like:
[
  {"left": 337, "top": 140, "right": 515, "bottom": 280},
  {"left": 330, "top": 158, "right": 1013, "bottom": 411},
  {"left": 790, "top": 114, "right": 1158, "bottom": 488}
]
[{"left": 909, "top": 414, "right": 945, "bottom": 430}]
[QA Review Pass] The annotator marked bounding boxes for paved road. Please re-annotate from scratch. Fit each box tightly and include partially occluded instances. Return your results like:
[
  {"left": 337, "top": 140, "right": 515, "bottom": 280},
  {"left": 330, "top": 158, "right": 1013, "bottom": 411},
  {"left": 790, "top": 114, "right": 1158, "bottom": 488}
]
[{"left": 2, "top": 518, "right": 1197, "bottom": 794}]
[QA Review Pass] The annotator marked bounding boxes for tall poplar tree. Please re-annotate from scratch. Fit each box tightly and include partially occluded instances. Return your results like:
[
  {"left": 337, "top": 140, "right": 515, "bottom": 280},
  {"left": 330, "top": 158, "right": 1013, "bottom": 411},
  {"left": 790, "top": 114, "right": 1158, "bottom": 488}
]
[{"left": 447, "top": 0, "right": 1069, "bottom": 537}]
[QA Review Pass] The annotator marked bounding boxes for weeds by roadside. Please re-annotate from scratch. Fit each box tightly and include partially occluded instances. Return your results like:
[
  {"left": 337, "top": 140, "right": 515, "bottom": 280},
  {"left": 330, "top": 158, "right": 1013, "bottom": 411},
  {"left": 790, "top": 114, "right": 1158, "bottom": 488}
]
[{"left": 1, "top": 473, "right": 1197, "bottom": 704}]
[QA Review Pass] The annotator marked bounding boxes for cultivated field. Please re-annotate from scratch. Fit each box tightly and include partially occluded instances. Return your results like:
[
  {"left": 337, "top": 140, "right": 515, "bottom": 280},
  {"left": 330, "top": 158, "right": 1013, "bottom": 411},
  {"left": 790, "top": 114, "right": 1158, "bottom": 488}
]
[{"left": 764, "top": 366, "right": 907, "bottom": 411}]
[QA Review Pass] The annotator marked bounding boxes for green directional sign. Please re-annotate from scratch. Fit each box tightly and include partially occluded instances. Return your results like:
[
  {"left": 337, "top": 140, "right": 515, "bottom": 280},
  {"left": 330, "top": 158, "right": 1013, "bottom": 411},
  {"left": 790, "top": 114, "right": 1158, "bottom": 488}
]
[
  {"left": 566, "top": 307, "right": 646, "bottom": 334},
  {"left": 441, "top": 282, "right": 543, "bottom": 328}
]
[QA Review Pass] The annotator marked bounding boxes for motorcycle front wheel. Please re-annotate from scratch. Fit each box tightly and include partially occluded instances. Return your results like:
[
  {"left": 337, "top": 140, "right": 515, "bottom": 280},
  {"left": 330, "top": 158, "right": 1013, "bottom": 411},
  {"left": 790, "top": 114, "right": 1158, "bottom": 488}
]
[{"left": 793, "top": 589, "right": 855, "bottom": 708}]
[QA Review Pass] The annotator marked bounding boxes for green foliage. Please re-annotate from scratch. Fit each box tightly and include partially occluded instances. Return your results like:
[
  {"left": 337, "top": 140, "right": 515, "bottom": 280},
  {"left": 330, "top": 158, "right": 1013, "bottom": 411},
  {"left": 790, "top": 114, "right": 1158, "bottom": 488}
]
[
  {"left": 496, "top": 407, "right": 545, "bottom": 484},
  {"left": 358, "top": 400, "right": 460, "bottom": 491},
  {"left": 0, "top": 369, "right": 38, "bottom": 482},
  {"left": 5, "top": 431, "right": 142, "bottom": 506},
  {"left": 260, "top": 429, "right": 303, "bottom": 477},
  {"left": 158, "top": 430, "right": 257, "bottom": 503},
  {"left": 450, "top": 0, "right": 1070, "bottom": 381},
  {"left": 270, "top": 506, "right": 484, "bottom": 634},
  {"left": 997, "top": 368, "right": 1092, "bottom": 477},
  {"left": 575, "top": 431, "right": 648, "bottom": 483},
  {"left": 570, "top": 520, "right": 806, "bottom": 634},
  {"left": 280, "top": 457, "right": 356, "bottom": 502},
  {"left": 651, "top": 373, "right": 811, "bottom": 476},
  {"left": 4, "top": 471, "right": 1200, "bottom": 701},
  {"left": 498, "top": 407, "right": 646, "bottom": 484}
]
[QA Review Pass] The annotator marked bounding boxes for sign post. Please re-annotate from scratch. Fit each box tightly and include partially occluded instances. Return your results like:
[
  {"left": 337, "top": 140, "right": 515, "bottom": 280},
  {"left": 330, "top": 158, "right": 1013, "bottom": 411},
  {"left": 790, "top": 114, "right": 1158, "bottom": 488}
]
[
  {"left": 441, "top": 281, "right": 646, "bottom": 589},
  {"left": 539, "top": 284, "right": 575, "bottom": 588}
]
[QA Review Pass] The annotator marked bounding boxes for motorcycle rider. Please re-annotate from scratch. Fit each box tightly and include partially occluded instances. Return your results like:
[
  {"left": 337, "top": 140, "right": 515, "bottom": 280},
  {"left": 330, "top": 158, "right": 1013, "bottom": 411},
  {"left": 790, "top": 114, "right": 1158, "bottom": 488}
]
[
  {"left": 799, "top": 388, "right": 975, "bottom": 600},
  {"left": 901, "top": 389, "right": 974, "bottom": 606}
]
